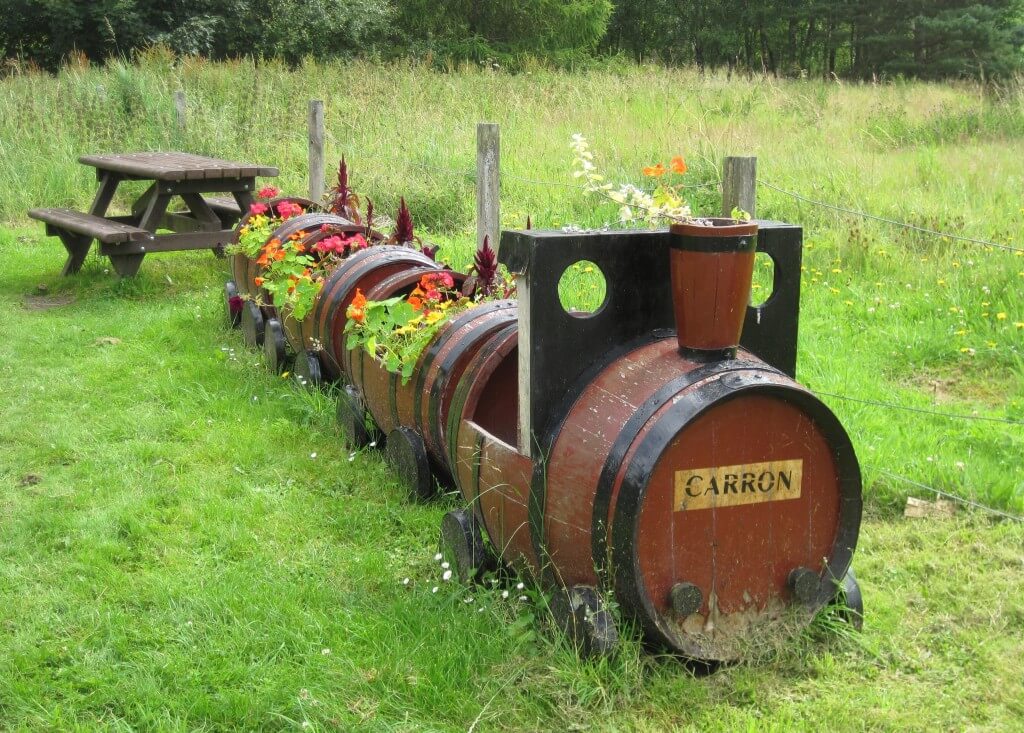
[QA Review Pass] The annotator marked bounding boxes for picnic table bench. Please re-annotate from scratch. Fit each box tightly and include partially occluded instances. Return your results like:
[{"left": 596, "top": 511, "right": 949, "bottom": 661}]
[{"left": 29, "top": 152, "right": 278, "bottom": 277}]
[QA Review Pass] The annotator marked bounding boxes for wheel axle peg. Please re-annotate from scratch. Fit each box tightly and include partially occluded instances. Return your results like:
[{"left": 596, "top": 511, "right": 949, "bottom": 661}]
[
  {"left": 669, "top": 582, "right": 703, "bottom": 616},
  {"left": 788, "top": 567, "right": 821, "bottom": 605}
]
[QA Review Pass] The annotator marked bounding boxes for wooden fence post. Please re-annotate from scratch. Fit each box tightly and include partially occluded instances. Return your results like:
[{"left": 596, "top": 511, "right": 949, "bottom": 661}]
[
  {"left": 722, "top": 156, "right": 757, "bottom": 218},
  {"left": 308, "top": 100, "right": 325, "bottom": 204},
  {"left": 476, "top": 122, "right": 500, "bottom": 254},
  {"left": 174, "top": 90, "right": 187, "bottom": 134}
]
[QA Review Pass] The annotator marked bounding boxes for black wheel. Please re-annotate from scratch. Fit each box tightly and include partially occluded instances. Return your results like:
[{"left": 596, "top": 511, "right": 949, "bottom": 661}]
[
  {"left": 440, "top": 508, "right": 495, "bottom": 583},
  {"left": 337, "top": 385, "right": 375, "bottom": 448},
  {"left": 832, "top": 568, "right": 864, "bottom": 631},
  {"left": 224, "top": 280, "right": 241, "bottom": 328},
  {"left": 263, "top": 318, "right": 287, "bottom": 373},
  {"left": 551, "top": 585, "right": 619, "bottom": 659},
  {"left": 241, "top": 300, "right": 265, "bottom": 348},
  {"left": 295, "top": 350, "right": 323, "bottom": 388},
  {"left": 385, "top": 427, "right": 434, "bottom": 502}
]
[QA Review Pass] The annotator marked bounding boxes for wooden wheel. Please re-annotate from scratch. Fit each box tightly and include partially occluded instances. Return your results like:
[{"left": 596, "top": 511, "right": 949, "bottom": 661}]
[
  {"left": 385, "top": 427, "right": 434, "bottom": 502},
  {"left": 439, "top": 508, "right": 495, "bottom": 583},
  {"left": 337, "top": 385, "right": 376, "bottom": 448},
  {"left": 551, "top": 585, "right": 619, "bottom": 659},
  {"left": 240, "top": 300, "right": 265, "bottom": 348},
  {"left": 263, "top": 317, "right": 288, "bottom": 373},
  {"left": 831, "top": 568, "right": 864, "bottom": 631},
  {"left": 295, "top": 350, "right": 323, "bottom": 388},
  {"left": 224, "top": 281, "right": 242, "bottom": 328}
]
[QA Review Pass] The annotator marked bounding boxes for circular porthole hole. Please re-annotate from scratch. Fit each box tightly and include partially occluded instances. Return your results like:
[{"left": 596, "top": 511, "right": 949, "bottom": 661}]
[
  {"left": 750, "top": 252, "right": 774, "bottom": 307},
  {"left": 558, "top": 260, "right": 607, "bottom": 317}
]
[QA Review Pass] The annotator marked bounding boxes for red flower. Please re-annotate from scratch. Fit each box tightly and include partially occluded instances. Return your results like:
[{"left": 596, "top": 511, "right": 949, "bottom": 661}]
[
  {"left": 249, "top": 202, "right": 268, "bottom": 216},
  {"left": 276, "top": 201, "right": 304, "bottom": 220},
  {"left": 228, "top": 295, "right": 243, "bottom": 313},
  {"left": 257, "top": 186, "right": 280, "bottom": 200}
]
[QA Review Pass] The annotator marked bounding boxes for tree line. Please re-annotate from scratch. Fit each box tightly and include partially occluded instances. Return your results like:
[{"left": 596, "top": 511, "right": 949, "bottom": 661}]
[{"left": 2, "top": 0, "right": 1022, "bottom": 80}]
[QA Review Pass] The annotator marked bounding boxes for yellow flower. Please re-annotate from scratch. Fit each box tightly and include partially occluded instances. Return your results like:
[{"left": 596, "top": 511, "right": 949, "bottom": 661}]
[
  {"left": 425, "top": 311, "right": 445, "bottom": 324},
  {"left": 954, "top": 329, "right": 968, "bottom": 336},
  {"left": 832, "top": 268, "right": 842, "bottom": 274},
  {"left": 937, "top": 279, "right": 946, "bottom": 286},
  {"left": 1015, "top": 322, "right": 1024, "bottom": 330},
  {"left": 996, "top": 312, "right": 1007, "bottom": 320}
]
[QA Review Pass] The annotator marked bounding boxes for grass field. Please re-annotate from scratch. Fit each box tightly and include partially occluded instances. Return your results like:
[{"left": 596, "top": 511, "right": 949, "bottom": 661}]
[{"left": 1, "top": 57, "right": 1023, "bottom": 730}]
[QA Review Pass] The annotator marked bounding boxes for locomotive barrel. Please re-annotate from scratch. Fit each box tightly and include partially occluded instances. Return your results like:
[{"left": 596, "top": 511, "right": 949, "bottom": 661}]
[
  {"left": 229, "top": 197, "right": 319, "bottom": 297},
  {"left": 536, "top": 339, "right": 858, "bottom": 660}
]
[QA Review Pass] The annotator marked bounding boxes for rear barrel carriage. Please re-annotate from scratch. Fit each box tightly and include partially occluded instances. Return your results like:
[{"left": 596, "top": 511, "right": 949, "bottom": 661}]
[{"left": 224, "top": 203, "right": 863, "bottom": 662}]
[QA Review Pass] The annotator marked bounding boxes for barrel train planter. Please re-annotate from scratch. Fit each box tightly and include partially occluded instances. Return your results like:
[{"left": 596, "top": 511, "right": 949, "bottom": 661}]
[{"left": 224, "top": 216, "right": 864, "bottom": 663}]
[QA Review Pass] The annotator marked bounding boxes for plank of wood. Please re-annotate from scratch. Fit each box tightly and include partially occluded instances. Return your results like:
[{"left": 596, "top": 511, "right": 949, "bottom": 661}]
[
  {"left": 28, "top": 208, "right": 152, "bottom": 244},
  {"left": 79, "top": 152, "right": 278, "bottom": 181},
  {"left": 904, "top": 496, "right": 957, "bottom": 519}
]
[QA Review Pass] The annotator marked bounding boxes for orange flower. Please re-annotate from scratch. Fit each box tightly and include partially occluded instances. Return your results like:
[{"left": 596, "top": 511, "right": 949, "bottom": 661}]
[
  {"left": 254, "top": 277, "right": 264, "bottom": 286},
  {"left": 347, "top": 288, "right": 368, "bottom": 323},
  {"left": 407, "top": 295, "right": 424, "bottom": 312},
  {"left": 273, "top": 249, "right": 287, "bottom": 261},
  {"left": 643, "top": 162, "right": 666, "bottom": 177},
  {"left": 256, "top": 252, "right": 270, "bottom": 266},
  {"left": 670, "top": 156, "right": 687, "bottom": 174}
]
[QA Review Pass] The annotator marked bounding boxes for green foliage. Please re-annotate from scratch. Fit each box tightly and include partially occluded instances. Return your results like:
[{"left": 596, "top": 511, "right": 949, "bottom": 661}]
[
  {"left": 395, "top": 0, "right": 613, "bottom": 67},
  {"left": 606, "top": 0, "right": 1024, "bottom": 80}
]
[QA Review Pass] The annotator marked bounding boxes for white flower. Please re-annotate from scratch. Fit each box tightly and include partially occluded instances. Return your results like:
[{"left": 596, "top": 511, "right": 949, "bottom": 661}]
[
  {"left": 321, "top": 648, "right": 331, "bottom": 655},
  {"left": 431, "top": 586, "right": 439, "bottom": 593},
  {"left": 441, "top": 561, "right": 450, "bottom": 570},
  {"left": 501, "top": 590, "right": 509, "bottom": 599},
  {"left": 309, "top": 452, "right": 317, "bottom": 459},
  {"left": 442, "top": 570, "right": 453, "bottom": 581},
  {"left": 402, "top": 577, "right": 410, "bottom": 586},
  {"left": 516, "top": 582, "right": 525, "bottom": 590},
  {"left": 434, "top": 552, "right": 443, "bottom": 561}
]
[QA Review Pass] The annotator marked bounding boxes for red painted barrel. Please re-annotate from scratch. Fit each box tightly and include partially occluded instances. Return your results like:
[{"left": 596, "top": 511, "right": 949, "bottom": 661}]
[
  {"left": 308, "top": 247, "right": 441, "bottom": 382},
  {"left": 349, "top": 299, "right": 516, "bottom": 481},
  {"left": 446, "top": 324, "right": 537, "bottom": 570},
  {"left": 458, "top": 337, "right": 860, "bottom": 661}
]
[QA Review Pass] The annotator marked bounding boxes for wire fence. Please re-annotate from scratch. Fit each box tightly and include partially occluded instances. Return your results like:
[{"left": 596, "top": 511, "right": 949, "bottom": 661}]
[
  {"left": 873, "top": 468, "right": 1023, "bottom": 522},
  {"left": 759, "top": 180, "right": 1024, "bottom": 254}
]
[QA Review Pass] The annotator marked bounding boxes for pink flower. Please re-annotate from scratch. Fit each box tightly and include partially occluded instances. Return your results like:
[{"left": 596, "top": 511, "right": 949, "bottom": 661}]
[
  {"left": 437, "top": 271, "right": 454, "bottom": 289},
  {"left": 347, "top": 233, "right": 369, "bottom": 250},
  {"left": 276, "top": 201, "right": 304, "bottom": 220},
  {"left": 257, "top": 186, "right": 281, "bottom": 200},
  {"left": 249, "top": 202, "right": 268, "bottom": 216}
]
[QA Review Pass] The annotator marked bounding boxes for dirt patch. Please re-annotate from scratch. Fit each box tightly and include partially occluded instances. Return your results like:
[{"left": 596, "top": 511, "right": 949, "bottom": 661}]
[
  {"left": 23, "top": 294, "right": 76, "bottom": 311},
  {"left": 907, "top": 364, "right": 1018, "bottom": 408}
]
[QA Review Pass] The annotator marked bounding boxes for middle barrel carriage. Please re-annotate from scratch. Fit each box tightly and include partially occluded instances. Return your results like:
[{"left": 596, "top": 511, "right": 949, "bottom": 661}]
[{"left": 226, "top": 211, "right": 863, "bottom": 661}]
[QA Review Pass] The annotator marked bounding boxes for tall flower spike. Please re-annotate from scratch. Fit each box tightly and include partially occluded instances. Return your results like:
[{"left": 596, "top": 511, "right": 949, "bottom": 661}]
[
  {"left": 526, "top": 215, "right": 532, "bottom": 230},
  {"left": 365, "top": 197, "right": 374, "bottom": 236},
  {"left": 393, "top": 197, "right": 414, "bottom": 244},
  {"left": 330, "top": 156, "right": 360, "bottom": 220},
  {"left": 473, "top": 235, "right": 499, "bottom": 296}
]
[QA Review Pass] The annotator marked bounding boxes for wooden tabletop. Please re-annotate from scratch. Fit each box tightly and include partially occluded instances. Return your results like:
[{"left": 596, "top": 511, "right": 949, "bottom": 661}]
[{"left": 78, "top": 152, "right": 279, "bottom": 181}]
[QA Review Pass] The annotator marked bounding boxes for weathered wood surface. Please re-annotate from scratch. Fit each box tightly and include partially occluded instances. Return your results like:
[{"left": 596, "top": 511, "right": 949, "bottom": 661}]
[
  {"left": 79, "top": 152, "right": 278, "bottom": 181},
  {"left": 28, "top": 208, "right": 152, "bottom": 243}
]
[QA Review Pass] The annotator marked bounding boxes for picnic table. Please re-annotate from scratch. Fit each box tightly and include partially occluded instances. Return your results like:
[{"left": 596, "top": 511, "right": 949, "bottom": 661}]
[{"left": 28, "top": 152, "right": 279, "bottom": 277}]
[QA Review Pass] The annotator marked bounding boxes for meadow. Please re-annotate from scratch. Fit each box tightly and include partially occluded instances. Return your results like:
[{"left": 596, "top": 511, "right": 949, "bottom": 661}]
[{"left": 0, "top": 55, "right": 1022, "bottom": 730}]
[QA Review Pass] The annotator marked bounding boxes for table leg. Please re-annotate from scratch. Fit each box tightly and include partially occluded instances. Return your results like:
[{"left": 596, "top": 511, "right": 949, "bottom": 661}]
[
  {"left": 89, "top": 172, "right": 121, "bottom": 217},
  {"left": 179, "top": 193, "right": 222, "bottom": 229},
  {"left": 55, "top": 230, "right": 93, "bottom": 276},
  {"left": 108, "top": 253, "right": 146, "bottom": 277},
  {"left": 131, "top": 183, "right": 158, "bottom": 219}
]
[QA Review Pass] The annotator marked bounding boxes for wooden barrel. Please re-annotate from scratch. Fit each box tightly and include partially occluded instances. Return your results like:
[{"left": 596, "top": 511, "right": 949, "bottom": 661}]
[
  {"left": 410, "top": 300, "right": 517, "bottom": 480},
  {"left": 308, "top": 246, "right": 441, "bottom": 383},
  {"left": 445, "top": 324, "right": 536, "bottom": 570},
  {"left": 348, "top": 298, "right": 514, "bottom": 475},
  {"left": 460, "top": 337, "right": 861, "bottom": 661},
  {"left": 275, "top": 217, "right": 365, "bottom": 354},
  {"left": 229, "top": 197, "right": 318, "bottom": 297}
]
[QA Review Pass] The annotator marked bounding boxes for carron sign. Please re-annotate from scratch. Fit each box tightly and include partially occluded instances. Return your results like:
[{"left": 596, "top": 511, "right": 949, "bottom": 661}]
[{"left": 673, "top": 459, "right": 803, "bottom": 511}]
